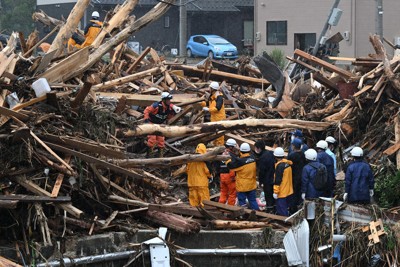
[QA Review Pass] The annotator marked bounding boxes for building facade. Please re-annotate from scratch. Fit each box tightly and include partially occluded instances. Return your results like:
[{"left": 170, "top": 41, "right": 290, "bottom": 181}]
[
  {"left": 254, "top": 0, "right": 400, "bottom": 57},
  {"left": 36, "top": 0, "right": 253, "bottom": 54}
]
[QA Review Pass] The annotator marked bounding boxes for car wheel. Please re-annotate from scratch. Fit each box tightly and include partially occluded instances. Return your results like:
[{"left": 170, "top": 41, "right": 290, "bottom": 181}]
[
  {"left": 208, "top": 51, "right": 214, "bottom": 59},
  {"left": 187, "top": 48, "right": 192, "bottom": 58}
]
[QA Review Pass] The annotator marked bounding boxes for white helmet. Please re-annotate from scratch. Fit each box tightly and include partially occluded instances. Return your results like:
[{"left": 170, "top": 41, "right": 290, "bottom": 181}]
[
  {"left": 325, "top": 136, "right": 336, "bottom": 144},
  {"left": 316, "top": 140, "right": 328, "bottom": 150},
  {"left": 225, "top": 138, "right": 237, "bottom": 147},
  {"left": 161, "top": 92, "right": 173, "bottom": 100},
  {"left": 273, "top": 147, "right": 285, "bottom": 157},
  {"left": 92, "top": 11, "right": 100, "bottom": 18},
  {"left": 304, "top": 149, "right": 317, "bottom": 161},
  {"left": 210, "top": 81, "right": 219, "bottom": 90},
  {"left": 240, "top": 143, "right": 251, "bottom": 152},
  {"left": 350, "top": 147, "right": 363, "bottom": 157}
]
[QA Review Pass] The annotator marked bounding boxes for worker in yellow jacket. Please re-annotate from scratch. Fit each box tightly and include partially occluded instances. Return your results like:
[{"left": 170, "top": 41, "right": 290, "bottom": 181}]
[
  {"left": 272, "top": 147, "right": 294, "bottom": 216},
  {"left": 201, "top": 81, "right": 226, "bottom": 146},
  {"left": 82, "top": 11, "right": 103, "bottom": 47},
  {"left": 186, "top": 143, "right": 212, "bottom": 206},
  {"left": 227, "top": 143, "right": 259, "bottom": 210}
]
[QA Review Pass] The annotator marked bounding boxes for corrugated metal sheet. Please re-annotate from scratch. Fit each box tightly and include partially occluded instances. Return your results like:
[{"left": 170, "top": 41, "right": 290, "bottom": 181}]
[
  {"left": 284, "top": 219, "right": 310, "bottom": 267},
  {"left": 283, "top": 229, "right": 302, "bottom": 266}
]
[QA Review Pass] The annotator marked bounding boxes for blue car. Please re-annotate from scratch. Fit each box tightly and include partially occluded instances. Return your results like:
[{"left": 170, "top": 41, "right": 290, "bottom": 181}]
[{"left": 186, "top": 35, "right": 238, "bottom": 59}]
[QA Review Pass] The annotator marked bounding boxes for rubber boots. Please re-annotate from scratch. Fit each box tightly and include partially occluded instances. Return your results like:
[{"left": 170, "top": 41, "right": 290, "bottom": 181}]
[{"left": 146, "top": 147, "right": 155, "bottom": 158}]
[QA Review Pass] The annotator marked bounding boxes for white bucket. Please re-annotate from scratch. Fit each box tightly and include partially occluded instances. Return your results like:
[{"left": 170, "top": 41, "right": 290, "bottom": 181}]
[{"left": 32, "top": 78, "right": 51, "bottom": 97}]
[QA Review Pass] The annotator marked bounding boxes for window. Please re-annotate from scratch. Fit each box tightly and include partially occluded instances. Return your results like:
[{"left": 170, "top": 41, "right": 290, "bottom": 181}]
[
  {"left": 164, "top": 16, "right": 170, "bottom": 28},
  {"left": 267, "top": 21, "right": 287, "bottom": 45}
]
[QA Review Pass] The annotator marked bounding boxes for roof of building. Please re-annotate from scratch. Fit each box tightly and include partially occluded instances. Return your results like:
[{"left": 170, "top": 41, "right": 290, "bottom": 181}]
[{"left": 95, "top": 0, "right": 253, "bottom": 11}]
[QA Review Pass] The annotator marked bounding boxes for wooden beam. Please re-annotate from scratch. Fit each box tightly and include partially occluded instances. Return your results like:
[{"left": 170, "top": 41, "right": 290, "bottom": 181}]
[
  {"left": 0, "top": 106, "right": 29, "bottom": 121},
  {"left": 0, "top": 195, "right": 71, "bottom": 202},
  {"left": 148, "top": 204, "right": 226, "bottom": 219},
  {"left": 51, "top": 155, "right": 71, "bottom": 197},
  {"left": 96, "top": 92, "right": 199, "bottom": 107},
  {"left": 0, "top": 256, "right": 23, "bottom": 267},
  {"left": 126, "top": 46, "right": 151, "bottom": 74},
  {"left": 70, "top": 82, "right": 93, "bottom": 108},
  {"left": 171, "top": 65, "right": 270, "bottom": 86},
  {"left": 294, "top": 49, "right": 354, "bottom": 80},
  {"left": 14, "top": 176, "right": 83, "bottom": 218}
]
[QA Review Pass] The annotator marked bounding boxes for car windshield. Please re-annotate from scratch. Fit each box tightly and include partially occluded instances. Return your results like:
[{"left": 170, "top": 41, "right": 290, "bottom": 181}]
[{"left": 208, "top": 37, "right": 229, "bottom": 45}]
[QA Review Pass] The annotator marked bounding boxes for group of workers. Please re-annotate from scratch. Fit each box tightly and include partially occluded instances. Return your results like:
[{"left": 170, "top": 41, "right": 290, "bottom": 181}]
[{"left": 144, "top": 80, "right": 375, "bottom": 216}]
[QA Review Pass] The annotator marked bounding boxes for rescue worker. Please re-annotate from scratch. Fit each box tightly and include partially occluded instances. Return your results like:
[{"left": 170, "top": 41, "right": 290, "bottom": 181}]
[
  {"left": 201, "top": 81, "right": 226, "bottom": 146},
  {"left": 325, "top": 136, "right": 337, "bottom": 176},
  {"left": 82, "top": 11, "right": 103, "bottom": 47},
  {"left": 227, "top": 143, "right": 259, "bottom": 210},
  {"left": 316, "top": 140, "right": 335, "bottom": 197},
  {"left": 273, "top": 147, "right": 293, "bottom": 216},
  {"left": 67, "top": 31, "right": 85, "bottom": 52},
  {"left": 344, "top": 147, "right": 374, "bottom": 204},
  {"left": 254, "top": 140, "right": 275, "bottom": 212},
  {"left": 288, "top": 129, "right": 309, "bottom": 153},
  {"left": 218, "top": 138, "right": 238, "bottom": 205},
  {"left": 143, "top": 92, "right": 182, "bottom": 157},
  {"left": 301, "top": 149, "right": 326, "bottom": 200},
  {"left": 287, "top": 138, "right": 306, "bottom": 213},
  {"left": 186, "top": 143, "right": 212, "bottom": 206}
]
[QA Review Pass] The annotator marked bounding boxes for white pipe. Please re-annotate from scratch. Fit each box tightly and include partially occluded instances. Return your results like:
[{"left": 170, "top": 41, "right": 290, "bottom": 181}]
[{"left": 36, "top": 248, "right": 285, "bottom": 266}]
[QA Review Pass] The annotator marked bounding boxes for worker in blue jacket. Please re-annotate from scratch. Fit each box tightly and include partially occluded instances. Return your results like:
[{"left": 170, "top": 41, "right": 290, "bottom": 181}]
[
  {"left": 301, "top": 149, "right": 326, "bottom": 199},
  {"left": 344, "top": 147, "right": 374, "bottom": 204},
  {"left": 316, "top": 140, "right": 335, "bottom": 197},
  {"left": 288, "top": 129, "right": 309, "bottom": 153}
]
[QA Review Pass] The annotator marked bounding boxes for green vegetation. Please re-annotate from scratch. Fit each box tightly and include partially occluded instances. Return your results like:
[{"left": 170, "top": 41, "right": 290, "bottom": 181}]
[
  {"left": 375, "top": 171, "right": 400, "bottom": 208},
  {"left": 263, "top": 48, "right": 287, "bottom": 70},
  {"left": 0, "top": 0, "right": 36, "bottom": 35}
]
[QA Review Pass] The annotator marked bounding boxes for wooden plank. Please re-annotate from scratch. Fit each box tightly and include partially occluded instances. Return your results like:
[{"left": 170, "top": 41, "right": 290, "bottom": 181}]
[
  {"left": 40, "top": 46, "right": 90, "bottom": 83},
  {"left": 148, "top": 204, "right": 226, "bottom": 219},
  {"left": 171, "top": 65, "right": 270, "bottom": 87},
  {"left": 294, "top": 49, "right": 354, "bottom": 80},
  {"left": 40, "top": 134, "right": 127, "bottom": 159},
  {"left": 51, "top": 155, "right": 71, "bottom": 197},
  {"left": 313, "top": 72, "right": 339, "bottom": 92},
  {"left": 96, "top": 92, "right": 199, "bottom": 107},
  {"left": 70, "top": 82, "right": 92, "bottom": 108},
  {"left": 225, "top": 133, "right": 274, "bottom": 151},
  {"left": 14, "top": 176, "right": 83, "bottom": 218},
  {"left": 0, "top": 256, "right": 23, "bottom": 267},
  {"left": 126, "top": 46, "right": 151, "bottom": 74},
  {"left": 353, "top": 85, "right": 373, "bottom": 97},
  {"left": 383, "top": 142, "right": 400, "bottom": 156},
  {"left": 0, "top": 106, "right": 29, "bottom": 121},
  {"left": 168, "top": 106, "right": 191, "bottom": 125},
  {"left": 0, "top": 195, "right": 71, "bottom": 202}
]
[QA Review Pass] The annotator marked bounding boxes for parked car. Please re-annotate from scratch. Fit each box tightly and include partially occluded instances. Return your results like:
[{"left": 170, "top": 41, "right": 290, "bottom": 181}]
[{"left": 186, "top": 35, "right": 238, "bottom": 59}]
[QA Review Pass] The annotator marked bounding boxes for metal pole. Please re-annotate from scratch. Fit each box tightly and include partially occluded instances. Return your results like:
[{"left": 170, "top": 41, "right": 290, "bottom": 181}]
[
  {"left": 312, "top": 0, "right": 341, "bottom": 56},
  {"left": 375, "top": 0, "right": 383, "bottom": 39},
  {"left": 179, "top": 0, "right": 187, "bottom": 57}
]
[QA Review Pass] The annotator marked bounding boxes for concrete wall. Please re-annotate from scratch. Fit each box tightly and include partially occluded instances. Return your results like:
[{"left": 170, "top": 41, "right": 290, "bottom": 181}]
[{"left": 254, "top": 0, "right": 400, "bottom": 57}]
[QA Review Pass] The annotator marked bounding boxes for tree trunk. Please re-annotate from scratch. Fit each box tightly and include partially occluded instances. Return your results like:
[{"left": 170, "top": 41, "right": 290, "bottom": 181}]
[
  {"left": 114, "top": 147, "right": 227, "bottom": 168},
  {"left": 123, "top": 118, "right": 332, "bottom": 138},
  {"left": 49, "top": 0, "right": 91, "bottom": 57},
  {"left": 211, "top": 219, "right": 272, "bottom": 230},
  {"left": 146, "top": 210, "right": 200, "bottom": 234},
  {"left": 63, "top": 0, "right": 176, "bottom": 81},
  {"left": 91, "top": 0, "right": 139, "bottom": 48}
]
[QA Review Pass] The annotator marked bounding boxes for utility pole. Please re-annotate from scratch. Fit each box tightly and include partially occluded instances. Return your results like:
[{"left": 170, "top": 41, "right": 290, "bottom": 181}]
[
  {"left": 179, "top": 0, "right": 187, "bottom": 57},
  {"left": 312, "top": 0, "right": 341, "bottom": 56},
  {"left": 375, "top": 0, "right": 383, "bottom": 39}
]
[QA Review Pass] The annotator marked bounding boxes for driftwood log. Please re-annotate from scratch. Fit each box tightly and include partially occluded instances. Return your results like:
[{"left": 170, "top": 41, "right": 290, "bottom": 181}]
[
  {"left": 146, "top": 210, "right": 200, "bottom": 234},
  {"left": 211, "top": 219, "right": 273, "bottom": 230},
  {"left": 124, "top": 119, "right": 333, "bottom": 137},
  {"left": 114, "top": 146, "right": 228, "bottom": 168}
]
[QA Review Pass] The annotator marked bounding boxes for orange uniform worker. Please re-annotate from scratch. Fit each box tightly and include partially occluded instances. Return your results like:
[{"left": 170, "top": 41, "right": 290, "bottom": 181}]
[
  {"left": 143, "top": 92, "right": 181, "bottom": 157},
  {"left": 187, "top": 143, "right": 212, "bottom": 206},
  {"left": 201, "top": 81, "right": 226, "bottom": 146},
  {"left": 67, "top": 31, "right": 85, "bottom": 52},
  {"left": 81, "top": 11, "right": 103, "bottom": 47},
  {"left": 218, "top": 138, "right": 238, "bottom": 205},
  {"left": 273, "top": 147, "right": 294, "bottom": 216}
]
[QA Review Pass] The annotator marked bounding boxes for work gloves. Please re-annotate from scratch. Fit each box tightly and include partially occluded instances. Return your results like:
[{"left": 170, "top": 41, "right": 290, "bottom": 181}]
[
  {"left": 202, "top": 107, "right": 209, "bottom": 112},
  {"left": 273, "top": 193, "right": 278, "bottom": 200},
  {"left": 301, "top": 193, "right": 306, "bottom": 200},
  {"left": 369, "top": 189, "right": 374, "bottom": 197},
  {"left": 343, "top": 193, "right": 348, "bottom": 201}
]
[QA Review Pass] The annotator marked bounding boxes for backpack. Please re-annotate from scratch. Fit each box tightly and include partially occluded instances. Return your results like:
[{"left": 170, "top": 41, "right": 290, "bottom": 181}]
[{"left": 309, "top": 163, "right": 328, "bottom": 191}]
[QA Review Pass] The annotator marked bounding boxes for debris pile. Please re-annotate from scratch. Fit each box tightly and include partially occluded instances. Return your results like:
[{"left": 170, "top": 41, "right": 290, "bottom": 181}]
[{"left": 0, "top": 0, "right": 399, "bottom": 265}]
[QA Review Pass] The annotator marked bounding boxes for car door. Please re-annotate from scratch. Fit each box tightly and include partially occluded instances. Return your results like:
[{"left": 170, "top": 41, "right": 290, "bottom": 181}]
[{"left": 197, "top": 36, "right": 209, "bottom": 57}]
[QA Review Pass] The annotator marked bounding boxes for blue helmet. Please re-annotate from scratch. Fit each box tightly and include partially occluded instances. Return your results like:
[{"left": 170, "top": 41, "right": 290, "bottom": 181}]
[
  {"left": 291, "top": 138, "right": 302, "bottom": 149},
  {"left": 291, "top": 129, "right": 303, "bottom": 137}
]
